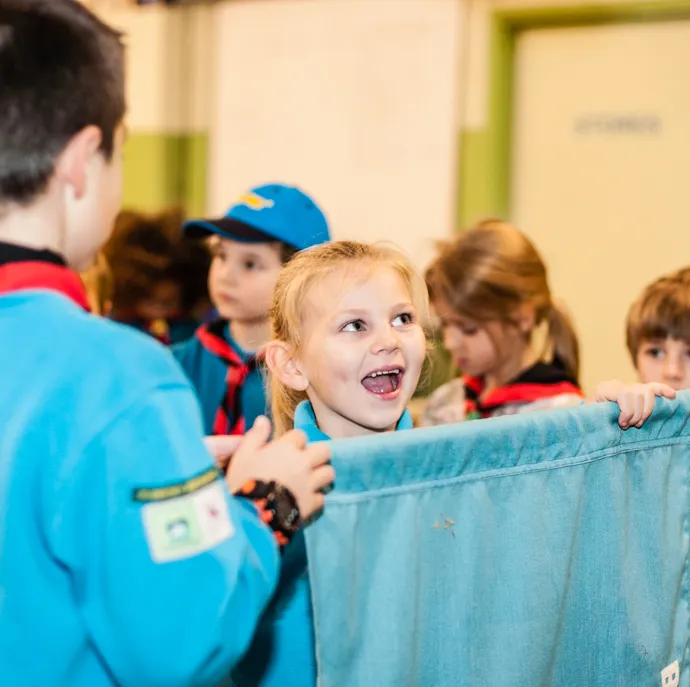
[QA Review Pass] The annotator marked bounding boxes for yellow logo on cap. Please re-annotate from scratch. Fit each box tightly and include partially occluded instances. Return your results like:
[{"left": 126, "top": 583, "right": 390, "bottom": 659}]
[{"left": 238, "top": 193, "right": 275, "bottom": 211}]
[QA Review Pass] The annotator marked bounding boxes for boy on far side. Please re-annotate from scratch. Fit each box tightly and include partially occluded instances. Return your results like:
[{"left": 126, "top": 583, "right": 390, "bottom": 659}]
[{"left": 626, "top": 267, "right": 690, "bottom": 390}]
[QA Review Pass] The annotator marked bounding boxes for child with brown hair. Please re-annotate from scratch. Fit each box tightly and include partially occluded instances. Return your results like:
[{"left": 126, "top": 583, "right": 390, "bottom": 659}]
[
  {"left": 421, "top": 219, "right": 584, "bottom": 425},
  {"left": 626, "top": 266, "right": 690, "bottom": 390},
  {"left": 103, "top": 207, "right": 211, "bottom": 344}
]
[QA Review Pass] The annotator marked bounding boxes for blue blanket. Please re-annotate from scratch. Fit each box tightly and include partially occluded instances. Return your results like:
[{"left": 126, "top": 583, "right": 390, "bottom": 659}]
[{"left": 305, "top": 395, "right": 690, "bottom": 686}]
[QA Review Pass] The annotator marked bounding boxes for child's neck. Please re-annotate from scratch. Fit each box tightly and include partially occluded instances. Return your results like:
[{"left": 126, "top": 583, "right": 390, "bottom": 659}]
[
  {"left": 317, "top": 417, "right": 398, "bottom": 440},
  {"left": 229, "top": 319, "right": 271, "bottom": 354},
  {"left": 307, "top": 396, "right": 400, "bottom": 440},
  {"left": 481, "top": 347, "right": 538, "bottom": 398},
  {"left": 0, "top": 190, "right": 65, "bottom": 258}
]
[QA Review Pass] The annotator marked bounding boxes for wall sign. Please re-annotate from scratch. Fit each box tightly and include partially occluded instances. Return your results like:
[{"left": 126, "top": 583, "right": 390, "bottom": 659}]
[{"left": 574, "top": 114, "right": 662, "bottom": 135}]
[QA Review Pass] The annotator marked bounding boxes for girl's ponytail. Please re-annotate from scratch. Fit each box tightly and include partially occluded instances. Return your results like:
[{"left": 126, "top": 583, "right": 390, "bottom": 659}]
[{"left": 546, "top": 301, "right": 580, "bottom": 383}]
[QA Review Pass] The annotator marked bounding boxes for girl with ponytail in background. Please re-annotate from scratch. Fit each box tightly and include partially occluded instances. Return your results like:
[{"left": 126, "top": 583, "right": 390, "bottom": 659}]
[{"left": 421, "top": 220, "right": 586, "bottom": 425}]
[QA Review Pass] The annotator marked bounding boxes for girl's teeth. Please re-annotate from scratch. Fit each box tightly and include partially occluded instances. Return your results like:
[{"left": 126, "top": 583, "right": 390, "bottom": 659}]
[{"left": 369, "top": 369, "right": 400, "bottom": 378}]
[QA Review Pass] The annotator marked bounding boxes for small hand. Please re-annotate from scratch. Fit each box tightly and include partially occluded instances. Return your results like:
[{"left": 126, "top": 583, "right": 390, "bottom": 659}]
[
  {"left": 593, "top": 380, "right": 676, "bottom": 429},
  {"left": 225, "top": 416, "right": 334, "bottom": 522}
]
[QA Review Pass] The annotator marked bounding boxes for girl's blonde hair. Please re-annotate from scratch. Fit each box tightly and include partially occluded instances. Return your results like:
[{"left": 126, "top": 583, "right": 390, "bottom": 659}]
[
  {"left": 269, "top": 240, "right": 429, "bottom": 437},
  {"left": 425, "top": 220, "right": 580, "bottom": 382}
]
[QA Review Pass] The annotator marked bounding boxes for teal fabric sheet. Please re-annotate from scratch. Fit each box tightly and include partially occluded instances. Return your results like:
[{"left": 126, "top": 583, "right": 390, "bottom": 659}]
[{"left": 305, "top": 395, "right": 690, "bottom": 686}]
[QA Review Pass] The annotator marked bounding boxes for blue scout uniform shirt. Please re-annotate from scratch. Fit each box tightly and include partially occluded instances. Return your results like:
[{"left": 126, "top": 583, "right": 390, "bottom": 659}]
[
  {"left": 109, "top": 315, "right": 200, "bottom": 346},
  {"left": 231, "top": 401, "right": 413, "bottom": 686},
  {"left": 172, "top": 322, "right": 267, "bottom": 435},
  {"left": 0, "top": 247, "right": 280, "bottom": 686}
]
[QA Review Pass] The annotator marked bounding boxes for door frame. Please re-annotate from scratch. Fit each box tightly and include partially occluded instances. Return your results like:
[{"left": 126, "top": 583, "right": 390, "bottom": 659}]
[{"left": 457, "top": 0, "right": 690, "bottom": 227}]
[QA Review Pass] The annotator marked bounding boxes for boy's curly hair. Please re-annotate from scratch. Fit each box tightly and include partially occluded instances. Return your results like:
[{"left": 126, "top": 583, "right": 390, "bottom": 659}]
[{"left": 103, "top": 208, "right": 210, "bottom": 316}]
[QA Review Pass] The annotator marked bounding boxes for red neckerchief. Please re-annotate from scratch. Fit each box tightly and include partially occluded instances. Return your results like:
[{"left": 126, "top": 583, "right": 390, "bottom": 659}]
[
  {"left": 0, "top": 261, "right": 90, "bottom": 311},
  {"left": 463, "top": 363, "right": 583, "bottom": 419},
  {"left": 196, "top": 320, "right": 263, "bottom": 436}
]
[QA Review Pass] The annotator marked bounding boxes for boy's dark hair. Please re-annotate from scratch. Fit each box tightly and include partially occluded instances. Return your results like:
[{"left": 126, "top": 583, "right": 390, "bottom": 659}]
[
  {"left": 170, "top": 239, "right": 212, "bottom": 314},
  {"left": 626, "top": 267, "right": 690, "bottom": 362},
  {"left": 278, "top": 243, "right": 299, "bottom": 264},
  {"left": 0, "top": 0, "right": 125, "bottom": 205}
]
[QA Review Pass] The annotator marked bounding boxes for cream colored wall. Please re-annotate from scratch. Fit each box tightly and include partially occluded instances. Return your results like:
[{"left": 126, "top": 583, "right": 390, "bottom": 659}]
[
  {"left": 511, "top": 20, "right": 690, "bottom": 392},
  {"left": 89, "top": 2, "right": 215, "bottom": 212},
  {"left": 91, "top": 0, "right": 688, "bottom": 394},
  {"left": 463, "top": 0, "right": 654, "bottom": 130},
  {"left": 92, "top": 1, "right": 466, "bottom": 267},
  {"left": 93, "top": 1, "right": 212, "bottom": 134},
  {"left": 206, "top": 0, "right": 464, "bottom": 270}
]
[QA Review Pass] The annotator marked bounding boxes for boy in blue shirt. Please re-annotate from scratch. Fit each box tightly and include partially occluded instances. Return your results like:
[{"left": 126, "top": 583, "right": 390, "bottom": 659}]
[
  {"left": 0, "top": 3, "right": 333, "bottom": 685},
  {"left": 173, "top": 184, "right": 331, "bottom": 435}
]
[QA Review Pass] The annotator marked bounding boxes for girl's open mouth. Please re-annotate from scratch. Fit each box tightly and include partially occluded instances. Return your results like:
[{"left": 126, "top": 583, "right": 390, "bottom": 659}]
[{"left": 361, "top": 367, "right": 404, "bottom": 397}]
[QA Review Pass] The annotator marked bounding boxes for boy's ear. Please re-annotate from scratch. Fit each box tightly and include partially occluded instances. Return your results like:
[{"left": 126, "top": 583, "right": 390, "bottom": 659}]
[
  {"left": 54, "top": 125, "right": 103, "bottom": 199},
  {"left": 265, "top": 341, "right": 309, "bottom": 392}
]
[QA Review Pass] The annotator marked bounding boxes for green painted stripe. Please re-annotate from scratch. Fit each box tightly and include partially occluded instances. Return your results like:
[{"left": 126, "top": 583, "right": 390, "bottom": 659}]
[
  {"left": 457, "top": 0, "right": 690, "bottom": 230},
  {"left": 123, "top": 132, "right": 207, "bottom": 216},
  {"left": 458, "top": 13, "right": 514, "bottom": 227},
  {"left": 181, "top": 134, "right": 208, "bottom": 218},
  {"left": 497, "top": 1, "right": 690, "bottom": 29}
]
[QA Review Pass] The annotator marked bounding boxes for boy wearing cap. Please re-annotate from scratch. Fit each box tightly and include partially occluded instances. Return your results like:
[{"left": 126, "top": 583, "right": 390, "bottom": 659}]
[{"left": 173, "top": 183, "right": 331, "bottom": 436}]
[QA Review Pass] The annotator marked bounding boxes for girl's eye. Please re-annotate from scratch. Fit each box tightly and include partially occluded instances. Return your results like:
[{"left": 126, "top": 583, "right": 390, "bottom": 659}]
[
  {"left": 392, "top": 312, "right": 415, "bottom": 326},
  {"left": 645, "top": 347, "right": 663, "bottom": 359},
  {"left": 342, "top": 320, "right": 366, "bottom": 333},
  {"left": 244, "top": 260, "right": 259, "bottom": 270},
  {"left": 461, "top": 327, "right": 479, "bottom": 336}
]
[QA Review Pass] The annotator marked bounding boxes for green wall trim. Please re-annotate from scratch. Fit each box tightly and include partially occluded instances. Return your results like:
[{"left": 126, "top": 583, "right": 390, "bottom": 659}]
[
  {"left": 182, "top": 134, "right": 209, "bottom": 218},
  {"left": 495, "top": 1, "right": 690, "bottom": 28},
  {"left": 457, "top": 0, "right": 690, "bottom": 229},
  {"left": 458, "top": 13, "right": 514, "bottom": 227},
  {"left": 123, "top": 132, "right": 208, "bottom": 217}
]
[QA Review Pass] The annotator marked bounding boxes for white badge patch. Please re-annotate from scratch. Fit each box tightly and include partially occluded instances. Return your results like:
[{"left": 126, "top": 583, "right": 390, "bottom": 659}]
[{"left": 142, "top": 481, "right": 234, "bottom": 563}]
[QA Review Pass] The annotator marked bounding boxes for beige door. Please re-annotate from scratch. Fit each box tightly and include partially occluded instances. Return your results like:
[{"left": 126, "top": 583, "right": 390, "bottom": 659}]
[{"left": 511, "top": 20, "right": 690, "bottom": 393}]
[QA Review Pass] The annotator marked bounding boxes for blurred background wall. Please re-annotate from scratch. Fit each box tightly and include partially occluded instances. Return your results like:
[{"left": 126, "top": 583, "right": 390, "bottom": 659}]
[{"left": 87, "top": 0, "right": 690, "bottom": 393}]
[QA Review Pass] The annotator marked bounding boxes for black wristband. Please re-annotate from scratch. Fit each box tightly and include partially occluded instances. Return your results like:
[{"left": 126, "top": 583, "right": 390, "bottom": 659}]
[{"left": 236, "top": 480, "right": 301, "bottom": 549}]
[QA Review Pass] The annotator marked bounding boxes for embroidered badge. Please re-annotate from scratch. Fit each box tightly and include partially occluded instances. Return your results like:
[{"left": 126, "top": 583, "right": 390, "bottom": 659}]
[
  {"left": 132, "top": 466, "right": 221, "bottom": 503},
  {"left": 142, "top": 481, "right": 234, "bottom": 563}
]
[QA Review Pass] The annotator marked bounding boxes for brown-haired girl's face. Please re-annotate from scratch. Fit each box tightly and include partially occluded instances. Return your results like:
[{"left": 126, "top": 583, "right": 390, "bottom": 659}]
[
  {"left": 295, "top": 266, "right": 426, "bottom": 438},
  {"left": 432, "top": 297, "right": 525, "bottom": 379}
]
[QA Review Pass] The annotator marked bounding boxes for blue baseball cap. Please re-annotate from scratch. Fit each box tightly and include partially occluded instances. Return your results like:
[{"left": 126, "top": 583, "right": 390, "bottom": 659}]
[{"left": 182, "top": 183, "right": 330, "bottom": 251}]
